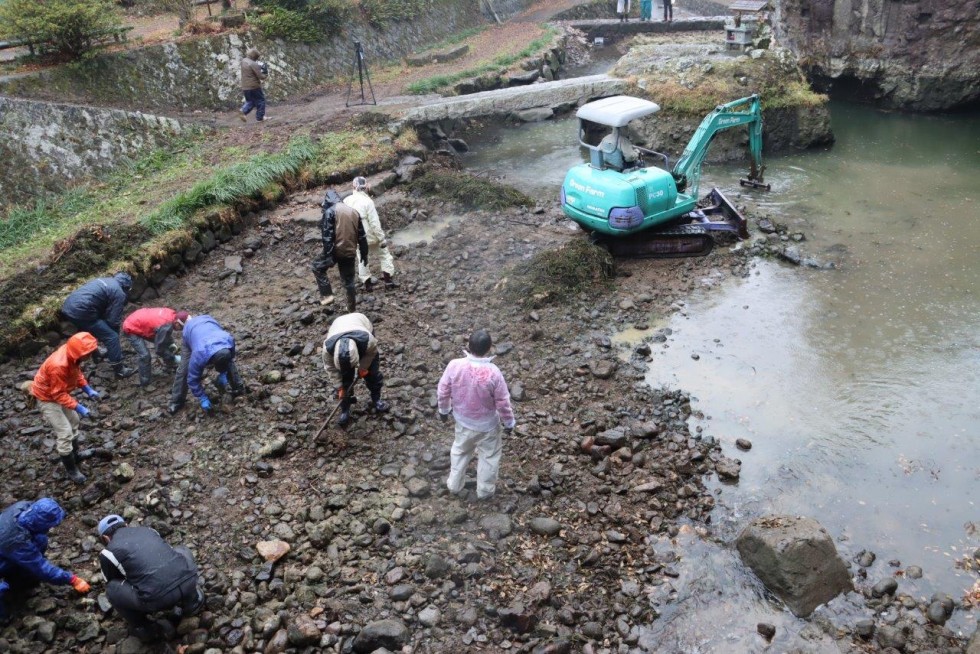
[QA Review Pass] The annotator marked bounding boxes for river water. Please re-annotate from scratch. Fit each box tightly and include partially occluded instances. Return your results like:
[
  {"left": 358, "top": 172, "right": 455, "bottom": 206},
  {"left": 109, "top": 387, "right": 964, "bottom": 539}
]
[{"left": 464, "top": 102, "right": 980, "bottom": 648}]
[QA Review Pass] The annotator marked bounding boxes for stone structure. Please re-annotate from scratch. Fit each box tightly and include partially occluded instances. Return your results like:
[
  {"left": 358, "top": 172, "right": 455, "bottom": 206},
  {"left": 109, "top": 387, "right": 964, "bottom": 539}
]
[
  {"left": 736, "top": 515, "right": 853, "bottom": 617},
  {"left": 774, "top": 0, "right": 980, "bottom": 111},
  {"left": 0, "top": 97, "right": 186, "bottom": 205}
]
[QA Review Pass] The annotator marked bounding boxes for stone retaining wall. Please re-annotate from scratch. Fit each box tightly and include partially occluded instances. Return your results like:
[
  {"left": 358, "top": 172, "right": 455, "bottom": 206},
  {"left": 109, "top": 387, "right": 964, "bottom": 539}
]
[
  {"left": 0, "top": 2, "right": 487, "bottom": 113},
  {"left": 0, "top": 97, "right": 188, "bottom": 206}
]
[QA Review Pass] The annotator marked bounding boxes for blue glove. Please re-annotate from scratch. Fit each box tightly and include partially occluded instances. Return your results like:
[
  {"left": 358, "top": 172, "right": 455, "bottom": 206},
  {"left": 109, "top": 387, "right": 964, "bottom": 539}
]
[
  {"left": 75, "top": 404, "right": 91, "bottom": 418},
  {"left": 200, "top": 397, "right": 212, "bottom": 411},
  {"left": 82, "top": 385, "right": 100, "bottom": 399},
  {"left": 217, "top": 372, "right": 229, "bottom": 386}
]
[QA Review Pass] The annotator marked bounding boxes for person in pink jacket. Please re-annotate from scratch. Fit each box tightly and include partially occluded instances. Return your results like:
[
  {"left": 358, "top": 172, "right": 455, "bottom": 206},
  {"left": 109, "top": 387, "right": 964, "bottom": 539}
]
[{"left": 437, "top": 329, "right": 516, "bottom": 500}]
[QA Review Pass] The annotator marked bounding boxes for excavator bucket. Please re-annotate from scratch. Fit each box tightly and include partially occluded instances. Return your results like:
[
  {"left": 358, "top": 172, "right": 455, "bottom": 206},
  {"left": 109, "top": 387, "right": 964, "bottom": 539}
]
[{"left": 596, "top": 187, "right": 747, "bottom": 259}]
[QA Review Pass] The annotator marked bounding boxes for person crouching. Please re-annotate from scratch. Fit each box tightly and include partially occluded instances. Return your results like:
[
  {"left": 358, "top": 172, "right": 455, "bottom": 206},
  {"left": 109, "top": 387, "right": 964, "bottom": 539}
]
[{"left": 321, "top": 312, "right": 390, "bottom": 426}]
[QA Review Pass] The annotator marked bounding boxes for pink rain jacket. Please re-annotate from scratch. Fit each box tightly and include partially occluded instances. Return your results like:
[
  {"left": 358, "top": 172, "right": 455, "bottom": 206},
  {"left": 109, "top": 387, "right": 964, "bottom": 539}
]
[{"left": 437, "top": 354, "right": 516, "bottom": 432}]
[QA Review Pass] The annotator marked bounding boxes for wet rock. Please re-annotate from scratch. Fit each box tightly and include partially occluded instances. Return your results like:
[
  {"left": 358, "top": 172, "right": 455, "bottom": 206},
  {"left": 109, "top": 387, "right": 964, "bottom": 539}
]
[
  {"left": 258, "top": 437, "right": 287, "bottom": 458},
  {"left": 112, "top": 462, "right": 135, "bottom": 482},
  {"left": 529, "top": 517, "right": 562, "bottom": 536},
  {"left": 736, "top": 515, "right": 852, "bottom": 617},
  {"left": 905, "top": 565, "right": 922, "bottom": 579},
  {"left": 513, "top": 107, "right": 552, "bottom": 122},
  {"left": 424, "top": 554, "right": 450, "bottom": 579},
  {"left": 871, "top": 577, "right": 898, "bottom": 598},
  {"left": 875, "top": 625, "right": 907, "bottom": 650},
  {"left": 406, "top": 477, "right": 430, "bottom": 497},
  {"left": 588, "top": 359, "right": 617, "bottom": 379},
  {"left": 735, "top": 438, "right": 752, "bottom": 451},
  {"left": 389, "top": 584, "right": 415, "bottom": 601},
  {"left": 225, "top": 256, "right": 243, "bottom": 274},
  {"left": 855, "top": 618, "right": 875, "bottom": 639},
  {"left": 594, "top": 427, "right": 627, "bottom": 449},
  {"left": 498, "top": 602, "right": 536, "bottom": 633},
  {"left": 757, "top": 623, "right": 776, "bottom": 640},
  {"left": 529, "top": 580, "right": 552, "bottom": 604},
  {"left": 925, "top": 600, "right": 948, "bottom": 625},
  {"left": 256, "top": 539, "right": 290, "bottom": 562},
  {"left": 352, "top": 619, "right": 409, "bottom": 653},
  {"left": 261, "top": 370, "right": 282, "bottom": 384},
  {"left": 856, "top": 550, "right": 876, "bottom": 567},
  {"left": 480, "top": 513, "right": 513, "bottom": 538},
  {"left": 265, "top": 628, "right": 289, "bottom": 653},
  {"left": 418, "top": 605, "right": 441, "bottom": 627},
  {"left": 118, "top": 636, "right": 148, "bottom": 654},
  {"left": 715, "top": 456, "right": 741, "bottom": 481},
  {"left": 287, "top": 613, "right": 320, "bottom": 646}
]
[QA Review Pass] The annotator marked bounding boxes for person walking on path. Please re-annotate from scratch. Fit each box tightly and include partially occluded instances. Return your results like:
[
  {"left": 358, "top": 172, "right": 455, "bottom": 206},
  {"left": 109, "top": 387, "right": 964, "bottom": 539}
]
[
  {"left": 122, "top": 308, "right": 188, "bottom": 387},
  {"left": 640, "top": 0, "right": 653, "bottom": 21},
  {"left": 239, "top": 47, "right": 269, "bottom": 122},
  {"left": 0, "top": 498, "right": 91, "bottom": 623},
  {"left": 321, "top": 312, "right": 390, "bottom": 427},
  {"left": 344, "top": 177, "right": 398, "bottom": 292},
  {"left": 61, "top": 272, "right": 136, "bottom": 380},
  {"left": 312, "top": 190, "right": 369, "bottom": 311},
  {"left": 663, "top": 0, "right": 673, "bottom": 22},
  {"left": 169, "top": 315, "right": 246, "bottom": 414},
  {"left": 27, "top": 332, "right": 101, "bottom": 484},
  {"left": 96, "top": 515, "right": 205, "bottom": 642},
  {"left": 437, "top": 329, "right": 516, "bottom": 501}
]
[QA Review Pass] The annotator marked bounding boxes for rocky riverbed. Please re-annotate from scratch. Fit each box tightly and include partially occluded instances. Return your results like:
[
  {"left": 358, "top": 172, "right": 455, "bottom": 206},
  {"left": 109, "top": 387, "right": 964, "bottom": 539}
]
[{"left": 0, "top": 166, "right": 976, "bottom": 653}]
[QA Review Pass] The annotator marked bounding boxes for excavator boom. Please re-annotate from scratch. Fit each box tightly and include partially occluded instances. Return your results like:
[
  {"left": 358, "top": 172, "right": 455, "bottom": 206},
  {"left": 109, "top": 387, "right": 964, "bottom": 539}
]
[{"left": 671, "top": 94, "right": 766, "bottom": 197}]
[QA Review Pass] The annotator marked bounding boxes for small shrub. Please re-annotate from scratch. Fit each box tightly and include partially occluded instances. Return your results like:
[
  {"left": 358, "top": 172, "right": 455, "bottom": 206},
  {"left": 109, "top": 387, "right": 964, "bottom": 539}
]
[
  {"left": 0, "top": 0, "right": 122, "bottom": 59},
  {"left": 360, "top": 0, "right": 431, "bottom": 27},
  {"left": 254, "top": 0, "right": 350, "bottom": 41},
  {"left": 407, "top": 169, "right": 533, "bottom": 210}
]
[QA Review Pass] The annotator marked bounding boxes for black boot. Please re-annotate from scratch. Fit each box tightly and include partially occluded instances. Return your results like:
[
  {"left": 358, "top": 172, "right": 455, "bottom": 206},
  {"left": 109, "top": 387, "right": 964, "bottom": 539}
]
[
  {"left": 346, "top": 288, "right": 357, "bottom": 313},
  {"left": 60, "top": 455, "right": 86, "bottom": 484},
  {"left": 71, "top": 438, "right": 94, "bottom": 463},
  {"left": 373, "top": 399, "right": 390, "bottom": 413},
  {"left": 382, "top": 272, "right": 399, "bottom": 289},
  {"left": 363, "top": 278, "right": 376, "bottom": 293},
  {"left": 338, "top": 398, "right": 352, "bottom": 427},
  {"left": 112, "top": 362, "right": 137, "bottom": 379}
]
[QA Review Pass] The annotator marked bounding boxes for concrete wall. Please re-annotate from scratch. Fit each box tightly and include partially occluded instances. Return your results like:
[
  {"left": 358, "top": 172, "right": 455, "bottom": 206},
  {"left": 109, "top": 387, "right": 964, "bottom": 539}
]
[
  {"left": 0, "top": 97, "right": 186, "bottom": 205},
  {"left": 0, "top": 1, "right": 487, "bottom": 113}
]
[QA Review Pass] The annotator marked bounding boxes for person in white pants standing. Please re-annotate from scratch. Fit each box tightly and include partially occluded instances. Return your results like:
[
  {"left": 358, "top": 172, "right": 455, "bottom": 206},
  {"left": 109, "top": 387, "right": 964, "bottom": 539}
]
[
  {"left": 437, "top": 329, "right": 516, "bottom": 501},
  {"left": 343, "top": 176, "right": 398, "bottom": 292}
]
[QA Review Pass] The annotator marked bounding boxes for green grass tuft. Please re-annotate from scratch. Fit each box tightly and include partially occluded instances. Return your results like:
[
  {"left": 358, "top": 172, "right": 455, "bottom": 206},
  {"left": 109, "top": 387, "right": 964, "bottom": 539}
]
[{"left": 504, "top": 239, "right": 614, "bottom": 308}]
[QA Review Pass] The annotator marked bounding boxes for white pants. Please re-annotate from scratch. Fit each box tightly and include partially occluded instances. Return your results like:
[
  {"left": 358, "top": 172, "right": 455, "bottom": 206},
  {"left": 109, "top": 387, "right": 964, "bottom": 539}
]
[
  {"left": 358, "top": 242, "right": 395, "bottom": 284},
  {"left": 617, "top": 0, "right": 631, "bottom": 12},
  {"left": 446, "top": 423, "right": 502, "bottom": 499},
  {"left": 39, "top": 401, "right": 80, "bottom": 456}
]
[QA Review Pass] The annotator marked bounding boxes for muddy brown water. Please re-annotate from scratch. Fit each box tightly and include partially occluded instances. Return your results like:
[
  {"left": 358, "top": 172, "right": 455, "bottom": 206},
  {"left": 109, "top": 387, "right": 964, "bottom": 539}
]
[{"left": 464, "top": 101, "right": 980, "bottom": 646}]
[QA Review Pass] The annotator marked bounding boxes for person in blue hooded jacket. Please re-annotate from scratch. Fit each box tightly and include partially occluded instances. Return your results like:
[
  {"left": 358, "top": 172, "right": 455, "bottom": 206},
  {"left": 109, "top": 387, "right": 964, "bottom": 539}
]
[
  {"left": 61, "top": 272, "right": 137, "bottom": 379},
  {"left": 0, "top": 498, "right": 91, "bottom": 623},
  {"left": 168, "top": 314, "right": 247, "bottom": 414}
]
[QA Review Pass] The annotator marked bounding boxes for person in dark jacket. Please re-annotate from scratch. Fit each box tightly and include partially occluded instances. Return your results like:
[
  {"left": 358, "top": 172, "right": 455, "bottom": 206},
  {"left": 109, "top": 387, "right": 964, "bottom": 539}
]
[
  {"left": 122, "top": 308, "right": 189, "bottom": 387},
  {"left": 97, "top": 515, "right": 204, "bottom": 642},
  {"left": 322, "top": 312, "right": 390, "bottom": 426},
  {"left": 312, "top": 190, "right": 369, "bottom": 312},
  {"left": 61, "top": 272, "right": 137, "bottom": 379},
  {"left": 169, "top": 315, "right": 246, "bottom": 414},
  {"left": 0, "top": 498, "right": 91, "bottom": 622}
]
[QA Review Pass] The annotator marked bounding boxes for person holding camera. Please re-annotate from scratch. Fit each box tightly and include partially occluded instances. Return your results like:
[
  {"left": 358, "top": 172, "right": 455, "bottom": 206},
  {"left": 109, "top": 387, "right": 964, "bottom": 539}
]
[{"left": 239, "top": 47, "right": 269, "bottom": 123}]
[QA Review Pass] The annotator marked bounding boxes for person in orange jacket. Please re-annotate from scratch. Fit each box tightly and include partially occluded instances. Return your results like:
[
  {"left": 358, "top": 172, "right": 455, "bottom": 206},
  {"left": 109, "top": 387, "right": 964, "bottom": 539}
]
[
  {"left": 28, "top": 333, "right": 100, "bottom": 484},
  {"left": 122, "top": 308, "right": 188, "bottom": 387}
]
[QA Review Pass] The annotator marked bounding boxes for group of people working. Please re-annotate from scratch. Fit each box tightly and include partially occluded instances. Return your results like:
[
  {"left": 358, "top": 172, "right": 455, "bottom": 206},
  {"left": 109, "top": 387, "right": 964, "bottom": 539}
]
[{"left": 7, "top": 177, "right": 517, "bottom": 644}]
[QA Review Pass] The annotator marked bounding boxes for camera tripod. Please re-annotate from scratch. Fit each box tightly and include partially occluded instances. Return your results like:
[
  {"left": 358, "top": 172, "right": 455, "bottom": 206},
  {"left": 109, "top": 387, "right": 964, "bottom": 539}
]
[{"left": 346, "top": 40, "right": 376, "bottom": 107}]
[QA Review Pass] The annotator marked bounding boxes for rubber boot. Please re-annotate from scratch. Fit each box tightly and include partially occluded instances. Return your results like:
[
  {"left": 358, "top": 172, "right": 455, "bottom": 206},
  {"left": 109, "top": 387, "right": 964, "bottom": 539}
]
[
  {"left": 382, "top": 272, "right": 399, "bottom": 289},
  {"left": 363, "top": 278, "right": 375, "bottom": 293},
  {"left": 72, "top": 438, "right": 94, "bottom": 463},
  {"left": 373, "top": 399, "right": 391, "bottom": 414},
  {"left": 346, "top": 288, "right": 357, "bottom": 313},
  {"left": 338, "top": 398, "right": 352, "bottom": 427},
  {"left": 60, "top": 455, "right": 86, "bottom": 484},
  {"left": 112, "top": 362, "right": 137, "bottom": 379},
  {"left": 138, "top": 371, "right": 151, "bottom": 387}
]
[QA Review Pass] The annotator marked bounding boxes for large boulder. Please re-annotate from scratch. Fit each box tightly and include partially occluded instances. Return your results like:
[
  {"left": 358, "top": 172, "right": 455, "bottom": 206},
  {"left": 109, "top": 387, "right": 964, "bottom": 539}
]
[
  {"left": 352, "top": 619, "right": 409, "bottom": 653},
  {"left": 736, "top": 515, "right": 852, "bottom": 617}
]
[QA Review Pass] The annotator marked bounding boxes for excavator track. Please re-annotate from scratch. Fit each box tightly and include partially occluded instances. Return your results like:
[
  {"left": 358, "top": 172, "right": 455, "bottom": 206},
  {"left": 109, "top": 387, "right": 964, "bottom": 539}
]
[{"left": 593, "top": 224, "right": 715, "bottom": 259}]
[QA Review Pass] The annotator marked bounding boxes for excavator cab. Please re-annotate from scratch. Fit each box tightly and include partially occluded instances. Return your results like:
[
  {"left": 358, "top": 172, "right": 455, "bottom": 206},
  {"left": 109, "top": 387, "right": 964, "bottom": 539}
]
[{"left": 561, "top": 93, "right": 767, "bottom": 256}]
